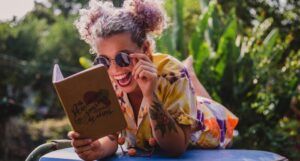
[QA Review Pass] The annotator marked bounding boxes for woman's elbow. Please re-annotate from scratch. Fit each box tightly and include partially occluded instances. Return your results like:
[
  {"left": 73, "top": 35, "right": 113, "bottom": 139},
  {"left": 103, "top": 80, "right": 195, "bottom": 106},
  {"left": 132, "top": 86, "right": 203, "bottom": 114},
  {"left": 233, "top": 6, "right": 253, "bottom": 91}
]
[{"left": 164, "top": 146, "right": 187, "bottom": 157}]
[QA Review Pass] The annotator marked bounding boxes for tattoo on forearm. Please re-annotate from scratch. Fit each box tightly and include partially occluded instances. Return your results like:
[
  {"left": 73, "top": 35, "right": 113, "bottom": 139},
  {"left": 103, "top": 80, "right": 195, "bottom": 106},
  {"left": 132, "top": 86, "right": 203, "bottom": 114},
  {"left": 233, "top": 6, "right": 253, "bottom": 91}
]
[{"left": 149, "top": 94, "right": 178, "bottom": 137}]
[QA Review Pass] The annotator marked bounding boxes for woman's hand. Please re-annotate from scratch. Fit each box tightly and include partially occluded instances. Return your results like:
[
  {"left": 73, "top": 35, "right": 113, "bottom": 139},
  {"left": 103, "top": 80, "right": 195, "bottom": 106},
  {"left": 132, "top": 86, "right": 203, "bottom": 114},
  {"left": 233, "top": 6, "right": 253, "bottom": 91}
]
[
  {"left": 130, "top": 53, "right": 157, "bottom": 102},
  {"left": 68, "top": 131, "right": 104, "bottom": 161}
]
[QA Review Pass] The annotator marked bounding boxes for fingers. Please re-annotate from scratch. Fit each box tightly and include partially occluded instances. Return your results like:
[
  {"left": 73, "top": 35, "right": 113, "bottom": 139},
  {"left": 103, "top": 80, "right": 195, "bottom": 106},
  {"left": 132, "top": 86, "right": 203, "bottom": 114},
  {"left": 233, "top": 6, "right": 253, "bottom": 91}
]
[
  {"left": 77, "top": 140, "right": 102, "bottom": 161},
  {"left": 74, "top": 139, "right": 102, "bottom": 161},
  {"left": 134, "top": 64, "right": 154, "bottom": 76},
  {"left": 134, "top": 66, "right": 156, "bottom": 79},
  {"left": 133, "top": 59, "right": 153, "bottom": 70},
  {"left": 68, "top": 131, "right": 91, "bottom": 150},
  {"left": 132, "top": 60, "right": 156, "bottom": 79},
  {"left": 72, "top": 138, "right": 93, "bottom": 158},
  {"left": 130, "top": 53, "right": 151, "bottom": 62},
  {"left": 107, "top": 134, "right": 117, "bottom": 142},
  {"left": 138, "top": 70, "right": 157, "bottom": 80},
  {"left": 68, "top": 131, "right": 80, "bottom": 139},
  {"left": 92, "top": 139, "right": 102, "bottom": 148},
  {"left": 75, "top": 144, "right": 93, "bottom": 154},
  {"left": 71, "top": 138, "right": 92, "bottom": 148},
  {"left": 133, "top": 62, "right": 156, "bottom": 79},
  {"left": 78, "top": 150, "right": 93, "bottom": 161},
  {"left": 132, "top": 57, "right": 138, "bottom": 66},
  {"left": 68, "top": 132, "right": 103, "bottom": 161},
  {"left": 75, "top": 139, "right": 100, "bottom": 153}
]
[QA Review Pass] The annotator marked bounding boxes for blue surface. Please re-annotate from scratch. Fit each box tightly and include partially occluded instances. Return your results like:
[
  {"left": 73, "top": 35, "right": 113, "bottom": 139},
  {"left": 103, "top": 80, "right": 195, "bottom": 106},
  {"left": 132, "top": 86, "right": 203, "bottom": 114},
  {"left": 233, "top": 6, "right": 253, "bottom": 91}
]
[{"left": 40, "top": 148, "right": 287, "bottom": 161}]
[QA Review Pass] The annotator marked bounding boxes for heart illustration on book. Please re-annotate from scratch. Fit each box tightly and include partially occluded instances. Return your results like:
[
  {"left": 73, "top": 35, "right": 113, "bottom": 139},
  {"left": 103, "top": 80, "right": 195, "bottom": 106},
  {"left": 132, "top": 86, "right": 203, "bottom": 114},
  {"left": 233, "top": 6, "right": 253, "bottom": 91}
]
[{"left": 83, "top": 90, "right": 111, "bottom": 107}]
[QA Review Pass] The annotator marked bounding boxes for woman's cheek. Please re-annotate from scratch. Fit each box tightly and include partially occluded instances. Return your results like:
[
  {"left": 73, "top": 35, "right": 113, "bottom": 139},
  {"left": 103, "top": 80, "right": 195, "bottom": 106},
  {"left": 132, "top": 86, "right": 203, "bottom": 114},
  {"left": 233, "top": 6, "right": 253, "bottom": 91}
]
[{"left": 108, "top": 74, "right": 116, "bottom": 83}]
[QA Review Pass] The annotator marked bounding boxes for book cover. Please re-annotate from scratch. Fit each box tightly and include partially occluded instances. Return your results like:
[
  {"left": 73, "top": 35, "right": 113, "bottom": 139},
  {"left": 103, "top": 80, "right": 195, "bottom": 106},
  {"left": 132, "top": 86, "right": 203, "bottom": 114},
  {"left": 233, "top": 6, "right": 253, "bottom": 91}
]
[{"left": 52, "top": 64, "right": 126, "bottom": 140}]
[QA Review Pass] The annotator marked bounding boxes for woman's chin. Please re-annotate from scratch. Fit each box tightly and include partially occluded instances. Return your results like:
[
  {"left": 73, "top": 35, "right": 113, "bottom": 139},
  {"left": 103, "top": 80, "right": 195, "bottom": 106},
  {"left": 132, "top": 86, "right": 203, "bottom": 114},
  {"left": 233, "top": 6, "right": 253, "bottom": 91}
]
[{"left": 118, "top": 80, "right": 138, "bottom": 94}]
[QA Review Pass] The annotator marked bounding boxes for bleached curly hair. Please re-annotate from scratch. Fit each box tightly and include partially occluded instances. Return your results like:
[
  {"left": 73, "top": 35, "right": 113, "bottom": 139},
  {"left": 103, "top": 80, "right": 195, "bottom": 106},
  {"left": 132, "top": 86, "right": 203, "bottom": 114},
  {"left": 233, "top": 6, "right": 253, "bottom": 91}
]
[{"left": 74, "top": 0, "right": 168, "bottom": 54}]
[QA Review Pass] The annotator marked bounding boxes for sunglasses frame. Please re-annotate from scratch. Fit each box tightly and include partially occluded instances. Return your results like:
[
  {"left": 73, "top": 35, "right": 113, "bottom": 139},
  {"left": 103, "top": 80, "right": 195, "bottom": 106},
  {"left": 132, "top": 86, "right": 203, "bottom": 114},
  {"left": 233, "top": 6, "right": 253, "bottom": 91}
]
[{"left": 93, "top": 51, "right": 132, "bottom": 68}]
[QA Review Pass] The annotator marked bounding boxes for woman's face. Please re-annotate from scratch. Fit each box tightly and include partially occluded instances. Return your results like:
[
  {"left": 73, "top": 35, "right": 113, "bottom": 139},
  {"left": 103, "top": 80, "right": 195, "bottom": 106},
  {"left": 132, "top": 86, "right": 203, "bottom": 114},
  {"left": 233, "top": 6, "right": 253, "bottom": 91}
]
[{"left": 95, "top": 32, "right": 145, "bottom": 94}]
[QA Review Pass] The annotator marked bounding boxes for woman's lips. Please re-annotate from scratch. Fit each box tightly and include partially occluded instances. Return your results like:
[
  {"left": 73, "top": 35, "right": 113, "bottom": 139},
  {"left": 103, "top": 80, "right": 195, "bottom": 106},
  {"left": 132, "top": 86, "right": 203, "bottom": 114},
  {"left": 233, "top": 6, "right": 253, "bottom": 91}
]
[{"left": 116, "top": 72, "right": 132, "bottom": 87}]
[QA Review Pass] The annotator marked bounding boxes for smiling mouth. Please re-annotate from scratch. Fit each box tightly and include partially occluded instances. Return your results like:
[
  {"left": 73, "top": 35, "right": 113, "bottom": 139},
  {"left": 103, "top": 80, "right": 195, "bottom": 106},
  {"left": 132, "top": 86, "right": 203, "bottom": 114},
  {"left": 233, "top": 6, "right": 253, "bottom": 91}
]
[{"left": 115, "top": 72, "right": 132, "bottom": 87}]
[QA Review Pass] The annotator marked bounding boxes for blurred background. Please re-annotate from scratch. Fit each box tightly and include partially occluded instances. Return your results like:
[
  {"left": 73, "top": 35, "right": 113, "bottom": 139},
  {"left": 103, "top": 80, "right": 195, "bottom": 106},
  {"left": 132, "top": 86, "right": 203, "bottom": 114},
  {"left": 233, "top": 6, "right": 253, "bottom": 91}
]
[{"left": 0, "top": 0, "right": 299, "bottom": 160}]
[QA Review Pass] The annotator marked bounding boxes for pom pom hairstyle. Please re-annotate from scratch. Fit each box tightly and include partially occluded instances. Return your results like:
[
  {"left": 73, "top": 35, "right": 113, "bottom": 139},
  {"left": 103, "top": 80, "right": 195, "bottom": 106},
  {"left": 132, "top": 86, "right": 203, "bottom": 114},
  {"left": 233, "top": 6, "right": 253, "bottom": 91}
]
[{"left": 74, "top": 0, "right": 168, "bottom": 54}]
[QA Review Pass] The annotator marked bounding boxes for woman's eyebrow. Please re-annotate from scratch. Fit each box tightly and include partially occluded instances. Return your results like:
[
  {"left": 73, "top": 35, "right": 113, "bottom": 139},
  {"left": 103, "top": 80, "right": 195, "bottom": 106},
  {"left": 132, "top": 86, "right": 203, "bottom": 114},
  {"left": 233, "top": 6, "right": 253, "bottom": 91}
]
[
  {"left": 95, "top": 53, "right": 105, "bottom": 57},
  {"left": 118, "top": 49, "right": 134, "bottom": 53},
  {"left": 96, "top": 49, "right": 135, "bottom": 59}
]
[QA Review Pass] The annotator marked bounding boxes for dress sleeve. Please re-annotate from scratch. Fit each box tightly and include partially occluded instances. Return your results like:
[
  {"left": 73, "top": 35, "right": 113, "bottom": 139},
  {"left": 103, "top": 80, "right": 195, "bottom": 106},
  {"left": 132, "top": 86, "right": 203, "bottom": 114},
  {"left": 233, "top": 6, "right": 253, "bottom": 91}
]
[
  {"left": 152, "top": 54, "right": 238, "bottom": 149},
  {"left": 156, "top": 67, "right": 238, "bottom": 149},
  {"left": 156, "top": 67, "right": 198, "bottom": 126}
]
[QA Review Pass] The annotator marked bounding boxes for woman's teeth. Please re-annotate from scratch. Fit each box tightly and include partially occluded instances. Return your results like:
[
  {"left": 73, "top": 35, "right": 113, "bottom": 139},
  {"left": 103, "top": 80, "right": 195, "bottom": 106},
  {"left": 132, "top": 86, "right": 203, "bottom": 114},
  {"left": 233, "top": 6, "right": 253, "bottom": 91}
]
[
  {"left": 114, "top": 73, "right": 128, "bottom": 80},
  {"left": 115, "top": 73, "right": 132, "bottom": 87}
]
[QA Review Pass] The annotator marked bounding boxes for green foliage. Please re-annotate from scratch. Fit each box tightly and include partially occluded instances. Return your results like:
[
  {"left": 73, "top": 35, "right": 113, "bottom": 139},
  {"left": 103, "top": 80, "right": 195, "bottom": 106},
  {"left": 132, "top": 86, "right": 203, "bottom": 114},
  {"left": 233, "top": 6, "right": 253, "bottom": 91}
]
[
  {"left": 1, "top": 117, "right": 70, "bottom": 160},
  {"left": 0, "top": 98, "right": 23, "bottom": 121},
  {"left": 157, "top": 0, "right": 300, "bottom": 159},
  {"left": 29, "top": 117, "right": 71, "bottom": 141},
  {"left": 0, "top": 0, "right": 299, "bottom": 160},
  {"left": 157, "top": 0, "right": 201, "bottom": 59},
  {"left": 79, "top": 56, "right": 93, "bottom": 69}
]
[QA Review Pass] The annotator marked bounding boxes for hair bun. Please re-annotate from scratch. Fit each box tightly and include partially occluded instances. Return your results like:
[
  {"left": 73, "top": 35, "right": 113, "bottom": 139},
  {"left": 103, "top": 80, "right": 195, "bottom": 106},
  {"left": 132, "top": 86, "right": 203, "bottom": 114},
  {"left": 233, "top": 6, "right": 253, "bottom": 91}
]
[
  {"left": 74, "top": 0, "right": 113, "bottom": 46},
  {"left": 124, "top": 0, "right": 167, "bottom": 37}
]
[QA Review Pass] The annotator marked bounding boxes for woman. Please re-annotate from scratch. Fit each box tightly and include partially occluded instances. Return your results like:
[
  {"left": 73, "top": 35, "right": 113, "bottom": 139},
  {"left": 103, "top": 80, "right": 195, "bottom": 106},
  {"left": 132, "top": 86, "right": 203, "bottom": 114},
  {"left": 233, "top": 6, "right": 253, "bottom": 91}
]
[{"left": 68, "top": 0, "right": 238, "bottom": 160}]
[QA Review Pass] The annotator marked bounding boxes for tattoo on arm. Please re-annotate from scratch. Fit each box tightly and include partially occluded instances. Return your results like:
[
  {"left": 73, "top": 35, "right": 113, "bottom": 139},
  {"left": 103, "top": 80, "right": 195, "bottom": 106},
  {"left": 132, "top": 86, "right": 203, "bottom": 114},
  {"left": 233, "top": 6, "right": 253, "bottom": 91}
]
[{"left": 149, "top": 94, "right": 178, "bottom": 137}]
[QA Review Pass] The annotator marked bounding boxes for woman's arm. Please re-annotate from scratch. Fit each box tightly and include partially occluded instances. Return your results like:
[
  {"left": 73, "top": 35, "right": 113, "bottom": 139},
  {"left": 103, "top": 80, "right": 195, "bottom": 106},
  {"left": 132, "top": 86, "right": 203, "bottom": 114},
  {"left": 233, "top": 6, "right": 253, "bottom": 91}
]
[
  {"left": 146, "top": 94, "right": 191, "bottom": 157},
  {"left": 130, "top": 53, "right": 192, "bottom": 156}
]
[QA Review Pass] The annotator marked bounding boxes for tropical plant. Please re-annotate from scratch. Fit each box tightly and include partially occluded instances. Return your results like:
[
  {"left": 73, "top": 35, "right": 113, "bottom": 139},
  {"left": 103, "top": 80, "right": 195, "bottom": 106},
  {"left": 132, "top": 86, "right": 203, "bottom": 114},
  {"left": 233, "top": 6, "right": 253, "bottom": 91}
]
[
  {"left": 156, "top": 0, "right": 300, "bottom": 159},
  {"left": 0, "top": 0, "right": 299, "bottom": 160}
]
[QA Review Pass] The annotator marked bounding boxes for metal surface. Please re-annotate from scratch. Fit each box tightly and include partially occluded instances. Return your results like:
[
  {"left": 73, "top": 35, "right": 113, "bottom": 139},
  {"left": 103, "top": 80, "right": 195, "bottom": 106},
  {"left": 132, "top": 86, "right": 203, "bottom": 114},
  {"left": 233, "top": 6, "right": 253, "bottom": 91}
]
[
  {"left": 26, "top": 140, "right": 72, "bottom": 161},
  {"left": 40, "top": 147, "right": 288, "bottom": 161}
]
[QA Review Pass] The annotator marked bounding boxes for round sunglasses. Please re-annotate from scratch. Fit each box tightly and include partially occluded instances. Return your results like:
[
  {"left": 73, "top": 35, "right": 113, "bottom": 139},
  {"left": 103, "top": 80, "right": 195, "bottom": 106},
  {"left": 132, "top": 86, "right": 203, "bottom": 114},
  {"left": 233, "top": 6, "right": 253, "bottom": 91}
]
[{"left": 93, "top": 52, "right": 131, "bottom": 68}]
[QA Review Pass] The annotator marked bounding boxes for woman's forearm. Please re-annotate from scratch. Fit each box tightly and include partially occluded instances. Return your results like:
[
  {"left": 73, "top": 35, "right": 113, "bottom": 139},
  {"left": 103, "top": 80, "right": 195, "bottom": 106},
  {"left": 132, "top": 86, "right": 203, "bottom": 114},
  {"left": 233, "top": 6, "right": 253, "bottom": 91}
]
[{"left": 146, "top": 94, "right": 188, "bottom": 156}]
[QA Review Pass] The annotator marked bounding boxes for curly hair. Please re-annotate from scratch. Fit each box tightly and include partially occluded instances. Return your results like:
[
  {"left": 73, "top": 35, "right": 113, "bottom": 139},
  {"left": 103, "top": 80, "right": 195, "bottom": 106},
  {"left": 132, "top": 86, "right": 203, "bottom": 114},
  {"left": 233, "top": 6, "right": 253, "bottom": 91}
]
[{"left": 74, "top": 0, "right": 168, "bottom": 54}]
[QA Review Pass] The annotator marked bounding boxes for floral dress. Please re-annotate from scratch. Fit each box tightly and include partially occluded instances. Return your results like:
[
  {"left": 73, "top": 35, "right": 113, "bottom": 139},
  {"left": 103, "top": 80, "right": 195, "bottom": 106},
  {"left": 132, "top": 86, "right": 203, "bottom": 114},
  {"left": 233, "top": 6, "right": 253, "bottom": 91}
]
[{"left": 113, "top": 53, "right": 238, "bottom": 150}]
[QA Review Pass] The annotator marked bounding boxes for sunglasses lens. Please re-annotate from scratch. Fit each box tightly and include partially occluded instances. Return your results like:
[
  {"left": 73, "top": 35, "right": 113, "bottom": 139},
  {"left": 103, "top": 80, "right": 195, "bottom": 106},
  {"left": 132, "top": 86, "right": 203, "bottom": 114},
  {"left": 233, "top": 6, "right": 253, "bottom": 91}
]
[
  {"left": 115, "top": 52, "right": 131, "bottom": 67},
  {"left": 94, "top": 56, "right": 110, "bottom": 68}
]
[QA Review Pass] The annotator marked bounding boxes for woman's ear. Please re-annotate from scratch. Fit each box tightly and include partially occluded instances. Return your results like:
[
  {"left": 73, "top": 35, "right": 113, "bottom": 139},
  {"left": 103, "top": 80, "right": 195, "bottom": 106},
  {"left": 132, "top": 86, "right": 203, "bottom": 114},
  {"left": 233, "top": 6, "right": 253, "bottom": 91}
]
[
  {"left": 142, "top": 41, "right": 151, "bottom": 54},
  {"left": 142, "top": 41, "right": 153, "bottom": 61}
]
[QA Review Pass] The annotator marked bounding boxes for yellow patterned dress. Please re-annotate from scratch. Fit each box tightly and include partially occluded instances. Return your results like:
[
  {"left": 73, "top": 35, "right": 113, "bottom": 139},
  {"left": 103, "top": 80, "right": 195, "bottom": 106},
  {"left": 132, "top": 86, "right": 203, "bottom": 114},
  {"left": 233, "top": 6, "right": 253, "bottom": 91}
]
[{"left": 113, "top": 53, "right": 238, "bottom": 150}]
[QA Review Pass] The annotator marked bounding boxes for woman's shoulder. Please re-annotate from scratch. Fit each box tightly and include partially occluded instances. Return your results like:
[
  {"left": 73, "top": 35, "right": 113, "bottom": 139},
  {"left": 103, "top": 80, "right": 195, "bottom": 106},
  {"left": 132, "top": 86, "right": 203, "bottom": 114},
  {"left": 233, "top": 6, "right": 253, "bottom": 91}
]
[{"left": 152, "top": 53, "right": 185, "bottom": 75}]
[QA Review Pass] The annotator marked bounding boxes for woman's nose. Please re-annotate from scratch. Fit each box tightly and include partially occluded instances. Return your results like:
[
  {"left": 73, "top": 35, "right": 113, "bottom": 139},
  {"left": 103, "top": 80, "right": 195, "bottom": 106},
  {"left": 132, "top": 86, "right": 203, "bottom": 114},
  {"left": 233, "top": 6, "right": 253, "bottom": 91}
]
[{"left": 108, "top": 61, "right": 122, "bottom": 73}]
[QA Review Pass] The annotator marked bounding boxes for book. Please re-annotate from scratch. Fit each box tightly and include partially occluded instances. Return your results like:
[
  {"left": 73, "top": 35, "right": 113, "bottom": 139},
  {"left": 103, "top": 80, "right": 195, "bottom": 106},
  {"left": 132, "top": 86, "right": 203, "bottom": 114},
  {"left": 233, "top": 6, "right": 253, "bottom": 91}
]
[{"left": 52, "top": 64, "right": 127, "bottom": 140}]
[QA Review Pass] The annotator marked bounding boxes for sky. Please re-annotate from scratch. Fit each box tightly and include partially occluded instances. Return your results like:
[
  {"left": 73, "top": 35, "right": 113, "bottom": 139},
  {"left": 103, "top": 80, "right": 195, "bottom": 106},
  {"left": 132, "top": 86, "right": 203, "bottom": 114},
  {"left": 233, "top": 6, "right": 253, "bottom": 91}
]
[
  {"left": 0, "top": 0, "right": 38, "bottom": 21},
  {"left": 0, "top": 0, "right": 289, "bottom": 21}
]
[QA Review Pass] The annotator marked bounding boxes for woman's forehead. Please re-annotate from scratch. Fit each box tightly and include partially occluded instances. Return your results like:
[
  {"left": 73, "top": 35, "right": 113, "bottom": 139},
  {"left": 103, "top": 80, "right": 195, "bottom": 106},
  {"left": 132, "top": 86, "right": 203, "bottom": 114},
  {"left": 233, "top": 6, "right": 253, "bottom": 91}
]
[{"left": 96, "top": 33, "right": 139, "bottom": 56}]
